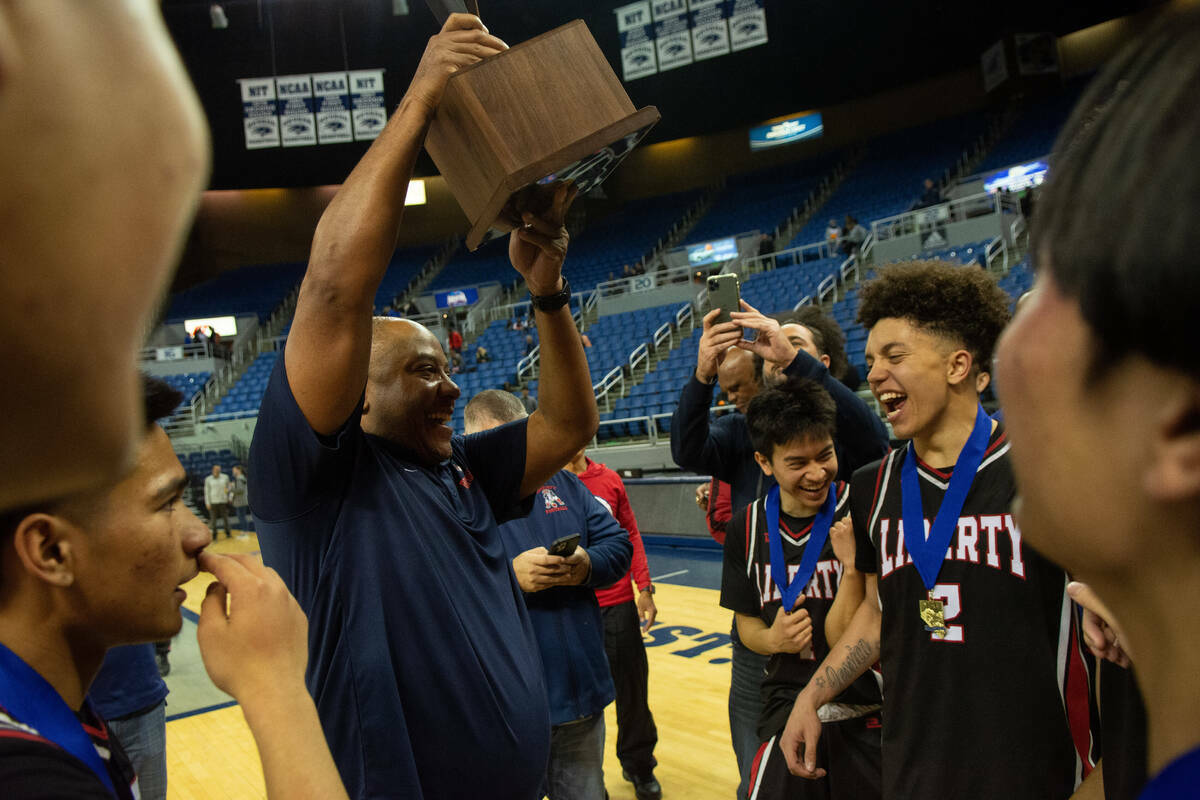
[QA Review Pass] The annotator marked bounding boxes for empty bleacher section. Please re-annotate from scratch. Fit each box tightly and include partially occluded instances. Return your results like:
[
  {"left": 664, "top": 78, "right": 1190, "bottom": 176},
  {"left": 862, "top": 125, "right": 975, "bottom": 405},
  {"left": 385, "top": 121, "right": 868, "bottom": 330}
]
[
  {"left": 374, "top": 245, "right": 438, "bottom": 312},
  {"left": 165, "top": 262, "right": 306, "bottom": 324},
  {"left": 598, "top": 327, "right": 701, "bottom": 442},
  {"left": 449, "top": 320, "right": 537, "bottom": 432},
  {"left": 206, "top": 350, "right": 278, "bottom": 421},
  {"left": 428, "top": 242, "right": 515, "bottom": 293},
  {"left": 583, "top": 304, "right": 681, "bottom": 385},
  {"left": 788, "top": 114, "right": 989, "bottom": 248},
  {"left": 974, "top": 81, "right": 1090, "bottom": 174},
  {"left": 740, "top": 256, "right": 845, "bottom": 313},
  {"left": 684, "top": 156, "right": 838, "bottom": 245}
]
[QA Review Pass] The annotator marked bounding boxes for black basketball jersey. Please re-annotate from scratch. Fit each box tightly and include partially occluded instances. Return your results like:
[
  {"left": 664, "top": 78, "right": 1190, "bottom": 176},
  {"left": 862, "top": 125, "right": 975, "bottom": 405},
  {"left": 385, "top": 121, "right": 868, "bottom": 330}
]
[
  {"left": 851, "top": 423, "right": 1095, "bottom": 799},
  {"left": 721, "top": 483, "right": 883, "bottom": 740}
]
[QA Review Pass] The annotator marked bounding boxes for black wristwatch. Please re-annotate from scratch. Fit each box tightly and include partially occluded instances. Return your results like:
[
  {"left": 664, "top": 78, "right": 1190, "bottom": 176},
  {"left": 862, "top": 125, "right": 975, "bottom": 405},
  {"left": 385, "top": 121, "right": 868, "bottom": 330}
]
[
  {"left": 529, "top": 276, "right": 571, "bottom": 312},
  {"left": 640, "top": 584, "right": 655, "bottom": 595}
]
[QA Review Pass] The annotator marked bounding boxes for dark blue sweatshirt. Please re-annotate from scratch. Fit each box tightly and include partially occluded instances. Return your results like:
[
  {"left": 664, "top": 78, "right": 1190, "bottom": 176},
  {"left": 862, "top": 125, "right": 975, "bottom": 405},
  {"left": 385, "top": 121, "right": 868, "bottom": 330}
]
[
  {"left": 671, "top": 349, "right": 890, "bottom": 514},
  {"left": 498, "top": 469, "right": 633, "bottom": 726}
]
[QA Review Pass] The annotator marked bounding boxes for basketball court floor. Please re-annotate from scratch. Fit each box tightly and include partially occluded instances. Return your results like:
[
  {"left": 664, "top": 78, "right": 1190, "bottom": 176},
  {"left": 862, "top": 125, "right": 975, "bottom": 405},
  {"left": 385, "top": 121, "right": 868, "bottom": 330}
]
[{"left": 164, "top": 534, "right": 739, "bottom": 799}]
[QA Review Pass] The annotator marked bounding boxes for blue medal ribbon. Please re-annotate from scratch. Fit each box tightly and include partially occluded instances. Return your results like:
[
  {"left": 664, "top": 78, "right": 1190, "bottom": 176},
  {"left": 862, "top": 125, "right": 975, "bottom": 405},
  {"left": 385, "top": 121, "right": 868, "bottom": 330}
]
[
  {"left": 0, "top": 641, "right": 116, "bottom": 795},
  {"left": 901, "top": 404, "right": 992, "bottom": 590},
  {"left": 765, "top": 482, "right": 838, "bottom": 612}
]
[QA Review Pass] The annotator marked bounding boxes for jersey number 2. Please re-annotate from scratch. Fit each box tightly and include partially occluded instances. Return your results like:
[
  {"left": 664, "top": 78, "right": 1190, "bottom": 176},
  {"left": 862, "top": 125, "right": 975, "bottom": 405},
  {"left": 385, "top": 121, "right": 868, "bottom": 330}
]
[{"left": 929, "top": 583, "right": 964, "bottom": 643}]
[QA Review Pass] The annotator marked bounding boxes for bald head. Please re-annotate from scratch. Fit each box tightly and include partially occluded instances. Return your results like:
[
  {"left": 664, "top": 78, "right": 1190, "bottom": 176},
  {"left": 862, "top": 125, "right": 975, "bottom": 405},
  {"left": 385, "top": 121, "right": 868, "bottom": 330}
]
[{"left": 718, "top": 347, "right": 760, "bottom": 414}]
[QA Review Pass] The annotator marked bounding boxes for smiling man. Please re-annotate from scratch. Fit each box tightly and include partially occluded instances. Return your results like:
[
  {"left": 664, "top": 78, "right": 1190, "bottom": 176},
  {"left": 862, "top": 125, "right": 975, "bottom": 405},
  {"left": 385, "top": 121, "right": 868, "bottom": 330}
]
[
  {"left": 996, "top": 10, "right": 1200, "bottom": 797},
  {"left": 778, "top": 262, "right": 1095, "bottom": 798},
  {"left": 247, "top": 14, "right": 597, "bottom": 800}
]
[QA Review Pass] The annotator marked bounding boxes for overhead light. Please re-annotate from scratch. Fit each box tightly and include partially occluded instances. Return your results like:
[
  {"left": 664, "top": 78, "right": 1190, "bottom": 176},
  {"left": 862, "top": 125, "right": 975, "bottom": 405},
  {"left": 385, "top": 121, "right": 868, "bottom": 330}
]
[{"left": 210, "top": 3, "right": 229, "bottom": 29}]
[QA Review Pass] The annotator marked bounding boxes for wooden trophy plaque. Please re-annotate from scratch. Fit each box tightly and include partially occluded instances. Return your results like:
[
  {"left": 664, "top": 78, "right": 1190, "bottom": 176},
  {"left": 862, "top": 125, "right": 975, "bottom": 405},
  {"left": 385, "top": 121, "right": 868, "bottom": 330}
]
[{"left": 423, "top": 13, "right": 660, "bottom": 250}]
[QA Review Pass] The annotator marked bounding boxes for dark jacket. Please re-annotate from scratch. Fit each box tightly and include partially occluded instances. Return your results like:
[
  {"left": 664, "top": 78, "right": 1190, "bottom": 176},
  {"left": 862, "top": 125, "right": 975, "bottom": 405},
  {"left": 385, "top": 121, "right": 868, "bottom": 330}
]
[
  {"left": 670, "top": 350, "right": 890, "bottom": 514},
  {"left": 498, "top": 470, "right": 633, "bottom": 726}
]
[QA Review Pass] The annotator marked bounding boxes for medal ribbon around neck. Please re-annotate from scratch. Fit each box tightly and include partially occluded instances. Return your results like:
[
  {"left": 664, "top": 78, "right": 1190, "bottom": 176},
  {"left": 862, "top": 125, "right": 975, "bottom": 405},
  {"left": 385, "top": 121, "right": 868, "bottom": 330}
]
[
  {"left": 901, "top": 403, "right": 992, "bottom": 590},
  {"left": 0, "top": 642, "right": 116, "bottom": 794},
  {"left": 765, "top": 481, "right": 838, "bottom": 612}
]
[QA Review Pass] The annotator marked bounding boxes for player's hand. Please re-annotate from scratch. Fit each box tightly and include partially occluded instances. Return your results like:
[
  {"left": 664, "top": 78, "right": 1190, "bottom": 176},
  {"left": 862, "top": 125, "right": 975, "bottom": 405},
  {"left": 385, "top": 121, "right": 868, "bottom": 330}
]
[
  {"left": 695, "top": 308, "right": 744, "bottom": 383},
  {"left": 561, "top": 546, "right": 592, "bottom": 586},
  {"left": 509, "top": 183, "right": 578, "bottom": 297},
  {"left": 731, "top": 299, "right": 797, "bottom": 368},
  {"left": 405, "top": 14, "right": 508, "bottom": 117},
  {"left": 781, "top": 691, "right": 826, "bottom": 779},
  {"left": 829, "top": 518, "right": 856, "bottom": 571},
  {"left": 1068, "top": 581, "right": 1132, "bottom": 667},
  {"left": 768, "top": 597, "right": 813, "bottom": 654},
  {"left": 694, "top": 482, "right": 711, "bottom": 511},
  {"left": 637, "top": 588, "right": 658, "bottom": 631},
  {"left": 195, "top": 552, "right": 309, "bottom": 700},
  {"left": 512, "top": 547, "right": 570, "bottom": 592}
]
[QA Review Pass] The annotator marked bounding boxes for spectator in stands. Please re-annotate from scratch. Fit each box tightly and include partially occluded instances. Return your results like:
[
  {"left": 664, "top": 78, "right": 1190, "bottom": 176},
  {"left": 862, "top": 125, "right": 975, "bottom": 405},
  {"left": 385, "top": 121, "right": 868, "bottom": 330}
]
[
  {"left": 996, "top": 12, "right": 1200, "bottom": 796},
  {"left": 204, "top": 465, "right": 232, "bottom": 541},
  {"left": 525, "top": 333, "right": 537, "bottom": 355},
  {"left": 839, "top": 216, "right": 867, "bottom": 256},
  {"left": 230, "top": 465, "right": 249, "bottom": 535},
  {"left": 521, "top": 386, "right": 539, "bottom": 414},
  {"left": 0, "top": 0, "right": 211, "bottom": 516},
  {"left": 623, "top": 264, "right": 634, "bottom": 277},
  {"left": 247, "top": 15, "right": 598, "bottom": 797},
  {"left": 670, "top": 302, "right": 889, "bottom": 797},
  {"left": 758, "top": 233, "right": 776, "bottom": 269},
  {"left": 0, "top": 375, "right": 349, "bottom": 800},
  {"left": 447, "top": 326, "right": 463, "bottom": 354},
  {"left": 87, "top": 644, "right": 169, "bottom": 800},
  {"left": 824, "top": 219, "right": 842, "bottom": 254},
  {"left": 568, "top": 446, "right": 663, "bottom": 800},
  {"left": 476, "top": 344, "right": 491, "bottom": 362},
  {"left": 916, "top": 177, "right": 942, "bottom": 209},
  {"left": 465, "top": 391, "right": 632, "bottom": 800}
]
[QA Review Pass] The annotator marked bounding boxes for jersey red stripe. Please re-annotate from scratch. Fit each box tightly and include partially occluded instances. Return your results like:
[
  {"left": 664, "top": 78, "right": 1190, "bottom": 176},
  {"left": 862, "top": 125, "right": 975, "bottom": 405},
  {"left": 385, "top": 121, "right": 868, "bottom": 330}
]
[{"left": 1065, "top": 612, "right": 1097, "bottom": 776}]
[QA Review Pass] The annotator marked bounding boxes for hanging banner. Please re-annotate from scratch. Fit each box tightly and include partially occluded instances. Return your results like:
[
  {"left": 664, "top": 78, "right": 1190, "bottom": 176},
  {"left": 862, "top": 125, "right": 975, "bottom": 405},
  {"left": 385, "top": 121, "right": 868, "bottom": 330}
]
[
  {"left": 690, "top": 0, "right": 731, "bottom": 61},
  {"left": 312, "top": 72, "right": 354, "bottom": 144},
  {"left": 239, "top": 77, "right": 280, "bottom": 150},
  {"left": 275, "top": 74, "right": 317, "bottom": 147},
  {"left": 729, "top": 0, "right": 768, "bottom": 52},
  {"left": 651, "top": 0, "right": 693, "bottom": 72},
  {"left": 614, "top": 2, "right": 658, "bottom": 81},
  {"left": 349, "top": 70, "right": 387, "bottom": 141}
]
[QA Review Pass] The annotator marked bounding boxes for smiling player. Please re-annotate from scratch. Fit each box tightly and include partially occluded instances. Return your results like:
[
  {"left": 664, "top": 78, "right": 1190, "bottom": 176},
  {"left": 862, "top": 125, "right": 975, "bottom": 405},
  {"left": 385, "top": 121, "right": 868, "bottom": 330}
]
[
  {"left": 721, "top": 377, "right": 881, "bottom": 800},
  {"left": 779, "top": 262, "right": 1095, "bottom": 798}
]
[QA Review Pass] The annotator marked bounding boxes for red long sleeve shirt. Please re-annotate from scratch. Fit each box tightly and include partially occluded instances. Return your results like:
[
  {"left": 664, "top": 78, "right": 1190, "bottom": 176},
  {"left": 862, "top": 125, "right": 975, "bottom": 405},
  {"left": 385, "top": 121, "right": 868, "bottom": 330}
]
[{"left": 574, "top": 459, "right": 652, "bottom": 608}]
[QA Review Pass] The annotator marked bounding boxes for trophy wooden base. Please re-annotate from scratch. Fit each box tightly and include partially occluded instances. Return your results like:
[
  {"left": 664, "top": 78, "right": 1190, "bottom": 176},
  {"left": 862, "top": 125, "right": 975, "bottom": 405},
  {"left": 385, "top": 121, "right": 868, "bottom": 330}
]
[{"left": 424, "top": 20, "right": 660, "bottom": 251}]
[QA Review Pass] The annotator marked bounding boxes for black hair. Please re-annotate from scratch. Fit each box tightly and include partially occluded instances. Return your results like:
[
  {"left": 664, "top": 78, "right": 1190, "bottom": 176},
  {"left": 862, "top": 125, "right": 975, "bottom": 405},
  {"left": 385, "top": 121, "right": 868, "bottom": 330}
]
[
  {"left": 782, "top": 307, "right": 852, "bottom": 383},
  {"left": 1, "top": 374, "right": 182, "bottom": 536},
  {"left": 857, "top": 260, "right": 1010, "bottom": 375},
  {"left": 1032, "top": 8, "right": 1200, "bottom": 381},
  {"left": 746, "top": 377, "right": 837, "bottom": 460}
]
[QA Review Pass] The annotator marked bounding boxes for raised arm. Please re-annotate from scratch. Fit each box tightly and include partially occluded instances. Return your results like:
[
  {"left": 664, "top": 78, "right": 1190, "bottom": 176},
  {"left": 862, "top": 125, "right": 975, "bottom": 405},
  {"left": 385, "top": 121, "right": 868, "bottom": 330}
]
[
  {"left": 670, "top": 309, "right": 746, "bottom": 478},
  {"left": 517, "top": 185, "right": 599, "bottom": 497},
  {"left": 285, "top": 15, "right": 506, "bottom": 434},
  {"left": 779, "top": 574, "right": 881, "bottom": 779},
  {"left": 824, "top": 516, "right": 865, "bottom": 647}
]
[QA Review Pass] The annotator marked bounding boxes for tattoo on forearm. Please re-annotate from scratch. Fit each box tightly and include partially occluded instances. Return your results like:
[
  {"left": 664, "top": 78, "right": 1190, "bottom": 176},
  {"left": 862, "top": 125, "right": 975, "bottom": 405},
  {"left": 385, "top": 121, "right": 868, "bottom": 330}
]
[{"left": 813, "top": 638, "right": 875, "bottom": 692}]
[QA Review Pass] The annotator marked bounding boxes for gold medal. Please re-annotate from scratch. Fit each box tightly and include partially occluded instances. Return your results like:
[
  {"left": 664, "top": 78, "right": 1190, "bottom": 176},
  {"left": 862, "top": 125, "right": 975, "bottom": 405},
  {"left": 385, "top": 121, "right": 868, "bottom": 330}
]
[{"left": 919, "top": 592, "right": 947, "bottom": 639}]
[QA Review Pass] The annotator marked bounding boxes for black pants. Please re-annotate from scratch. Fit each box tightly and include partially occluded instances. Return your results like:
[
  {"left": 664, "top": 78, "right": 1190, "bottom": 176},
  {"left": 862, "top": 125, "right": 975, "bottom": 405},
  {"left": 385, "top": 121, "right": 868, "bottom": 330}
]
[
  {"left": 208, "top": 503, "right": 231, "bottom": 537},
  {"left": 600, "top": 600, "right": 658, "bottom": 776},
  {"left": 746, "top": 713, "right": 882, "bottom": 800}
]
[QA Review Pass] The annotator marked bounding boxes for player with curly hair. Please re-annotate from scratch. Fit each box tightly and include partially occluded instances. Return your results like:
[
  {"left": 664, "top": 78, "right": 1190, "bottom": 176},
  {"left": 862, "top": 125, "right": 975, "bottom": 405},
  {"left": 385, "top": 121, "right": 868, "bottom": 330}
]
[{"left": 778, "top": 260, "right": 1096, "bottom": 798}]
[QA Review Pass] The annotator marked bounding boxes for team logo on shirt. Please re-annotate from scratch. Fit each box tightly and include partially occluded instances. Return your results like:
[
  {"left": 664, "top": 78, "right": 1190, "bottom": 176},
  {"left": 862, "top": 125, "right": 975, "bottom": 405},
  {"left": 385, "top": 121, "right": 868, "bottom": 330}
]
[
  {"left": 452, "top": 463, "right": 474, "bottom": 489},
  {"left": 541, "top": 486, "right": 567, "bottom": 513}
]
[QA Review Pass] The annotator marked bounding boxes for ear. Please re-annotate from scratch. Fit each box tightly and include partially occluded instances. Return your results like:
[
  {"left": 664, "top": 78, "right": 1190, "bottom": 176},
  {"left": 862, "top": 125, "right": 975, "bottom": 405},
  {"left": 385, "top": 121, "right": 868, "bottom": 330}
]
[
  {"left": 945, "top": 348, "right": 974, "bottom": 388},
  {"left": 753, "top": 450, "right": 775, "bottom": 478},
  {"left": 1145, "top": 383, "right": 1200, "bottom": 502},
  {"left": 11, "top": 513, "right": 78, "bottom": 589},
  {"left": 819, "top": 354, "right": 831, "bottom": 369}
]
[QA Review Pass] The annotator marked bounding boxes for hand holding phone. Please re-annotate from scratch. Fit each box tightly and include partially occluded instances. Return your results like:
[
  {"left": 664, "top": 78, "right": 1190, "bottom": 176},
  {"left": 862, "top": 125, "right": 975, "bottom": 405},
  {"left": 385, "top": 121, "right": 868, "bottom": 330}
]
[{"left": 547, "top": 533, "right": 581, "bottom": 557}]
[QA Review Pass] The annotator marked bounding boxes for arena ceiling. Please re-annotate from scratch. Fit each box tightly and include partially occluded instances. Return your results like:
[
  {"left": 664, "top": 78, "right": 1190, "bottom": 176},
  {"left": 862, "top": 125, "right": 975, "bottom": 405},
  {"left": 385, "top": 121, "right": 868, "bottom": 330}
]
[{"left": 162, "top": 0, "right": 1160, "bottom": 189}]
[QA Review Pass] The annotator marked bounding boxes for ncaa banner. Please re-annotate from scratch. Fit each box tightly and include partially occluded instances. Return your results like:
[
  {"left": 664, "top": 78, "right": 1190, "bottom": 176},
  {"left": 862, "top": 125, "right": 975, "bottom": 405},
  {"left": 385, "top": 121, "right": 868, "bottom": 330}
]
[
  {"left": 349, "top": 70, "right": 387, "bottom": 141},
  {"left": 690, "top": 0, "right": 731, "bottom": 61},
  {"left": 275, "top": 75, "right": 317, "bottom": 147},
  {"left": 651, "top": 0, "right": 693, "bottom": 72},
  {"left": 239, "top": 77, "right": 280, "bottom": 150},
  {"left": 614, "top": 2, "right": 658, "bottom": 81},
  {"left": 729, "top": 0, "right": 768, "bottom": 52},
  {"left": 312, "top": 72, "right": 354, "bottom": 144}
]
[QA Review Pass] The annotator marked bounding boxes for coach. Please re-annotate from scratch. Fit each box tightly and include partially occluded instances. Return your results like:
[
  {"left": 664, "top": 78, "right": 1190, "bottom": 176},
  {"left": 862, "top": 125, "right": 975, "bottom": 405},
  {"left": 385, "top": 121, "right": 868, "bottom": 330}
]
[{"left": 248, "top": 14, "right": 597, "bottom": 800}]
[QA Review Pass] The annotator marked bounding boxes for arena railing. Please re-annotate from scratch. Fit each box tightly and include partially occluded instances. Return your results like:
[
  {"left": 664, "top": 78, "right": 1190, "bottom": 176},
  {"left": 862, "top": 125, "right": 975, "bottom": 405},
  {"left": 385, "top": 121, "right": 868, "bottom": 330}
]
[
  {"left": 591, "top": 404, "right": 735, "bottom": 448},
  {"left": 595, "top": 261, "right": 718, "bottom": 300},
  {"left": 870, "top": 191, "right": 1002, "bottom": 243}
]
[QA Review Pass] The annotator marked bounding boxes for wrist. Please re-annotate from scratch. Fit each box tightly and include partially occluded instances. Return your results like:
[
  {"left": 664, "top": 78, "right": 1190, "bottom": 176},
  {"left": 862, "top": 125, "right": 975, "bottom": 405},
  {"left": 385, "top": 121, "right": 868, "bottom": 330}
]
[
  {"left": 397, "top": 93, "right": 436, "bottom": 124},
  {"left": 694, "top": 366, "right": 716, "bottom": 384}
]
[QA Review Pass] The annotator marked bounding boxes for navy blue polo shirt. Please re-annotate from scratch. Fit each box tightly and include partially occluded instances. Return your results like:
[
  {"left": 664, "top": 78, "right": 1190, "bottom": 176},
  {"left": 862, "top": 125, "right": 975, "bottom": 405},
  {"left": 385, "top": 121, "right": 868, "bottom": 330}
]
[{"left": 248, "top": 354, "right": 549, "bottom": 800}]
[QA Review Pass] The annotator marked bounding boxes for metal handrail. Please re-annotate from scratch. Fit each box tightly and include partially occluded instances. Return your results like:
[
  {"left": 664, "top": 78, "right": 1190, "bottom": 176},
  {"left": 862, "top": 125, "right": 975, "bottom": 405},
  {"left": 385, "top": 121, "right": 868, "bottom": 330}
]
[
  {"left": 736, "top": 239, "right": 839, "bottom": 277},
  {"left": 653, "top": 322, "right": 672, "bottom": 350},
  {"left": 870, "top": 191, "right": 1001, "bottom": 243},
  {"left": 817, "top": 275, "right": 838, "bottom": 304}
]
